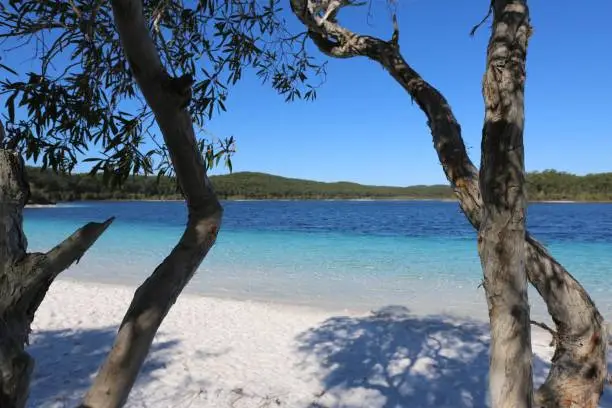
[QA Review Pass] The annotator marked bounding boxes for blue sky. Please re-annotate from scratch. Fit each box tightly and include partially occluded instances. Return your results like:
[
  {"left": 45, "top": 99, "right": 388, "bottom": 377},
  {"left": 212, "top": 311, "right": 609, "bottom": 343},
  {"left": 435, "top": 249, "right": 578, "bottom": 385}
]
[
  {"left": 203, "top": 0, "right": 612, "bottom": 186},
  {"left": 3, "top": 0, "right": 612, "bottom": 186}
]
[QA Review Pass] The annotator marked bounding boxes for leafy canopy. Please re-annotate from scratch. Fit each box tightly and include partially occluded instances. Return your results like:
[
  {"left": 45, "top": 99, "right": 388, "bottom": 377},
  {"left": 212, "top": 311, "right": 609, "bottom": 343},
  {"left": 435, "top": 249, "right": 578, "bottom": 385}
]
[{"left": 0, "top": 0, "right": 325, "bottom": 186}]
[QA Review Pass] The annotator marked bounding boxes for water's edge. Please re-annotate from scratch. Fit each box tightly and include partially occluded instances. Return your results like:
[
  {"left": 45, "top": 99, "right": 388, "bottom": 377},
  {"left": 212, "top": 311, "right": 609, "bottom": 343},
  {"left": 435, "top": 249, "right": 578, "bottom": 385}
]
[{"left": 24, "top": 201, "right": 612, "bottom": 323}]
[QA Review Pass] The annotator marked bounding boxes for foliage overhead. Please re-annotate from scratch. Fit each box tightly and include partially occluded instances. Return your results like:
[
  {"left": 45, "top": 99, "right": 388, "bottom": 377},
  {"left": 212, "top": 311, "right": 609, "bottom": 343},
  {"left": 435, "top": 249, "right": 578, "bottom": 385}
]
[
  {"left": 25, "top": 168, "right": 612, "bottom": 203},
  {"left": 0, "top": 0, "right": 325, "bottom": 186}
]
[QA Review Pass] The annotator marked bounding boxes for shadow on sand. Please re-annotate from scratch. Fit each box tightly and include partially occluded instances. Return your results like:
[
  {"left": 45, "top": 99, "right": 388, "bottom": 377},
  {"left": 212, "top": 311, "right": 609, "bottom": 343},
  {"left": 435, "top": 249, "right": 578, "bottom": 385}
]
[
  {"left": 23, "top": 308, "right": 612, "bottom": 408},
  {"left": 26, "top": 326, "right": 179, "bottom": 407},
  {"left": 296, "top": 305, "right": 608, "bottom": 408}
]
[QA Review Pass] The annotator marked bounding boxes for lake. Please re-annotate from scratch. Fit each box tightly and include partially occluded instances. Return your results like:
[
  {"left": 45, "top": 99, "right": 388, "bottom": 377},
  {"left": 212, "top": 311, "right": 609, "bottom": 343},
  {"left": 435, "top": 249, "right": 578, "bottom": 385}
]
[{"left": 24, "top": 200, "right": 612, "bottom": 320}]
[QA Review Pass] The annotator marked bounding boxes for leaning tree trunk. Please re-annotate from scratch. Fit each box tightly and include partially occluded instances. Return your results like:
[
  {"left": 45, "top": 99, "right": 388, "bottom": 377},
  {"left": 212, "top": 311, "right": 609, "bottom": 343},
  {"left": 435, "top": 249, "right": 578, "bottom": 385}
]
[
  {"left": 0, "top": 145, "right": 112, "bottom": 407},
  {"left": 477, "top": 1, "right": 533, "bottom": 406},
  {"left": 80, "top": 1, "right": 223, "bottom": 407},
  {"left": 290, "top": 2, "right": 607, "bottom": 406}
]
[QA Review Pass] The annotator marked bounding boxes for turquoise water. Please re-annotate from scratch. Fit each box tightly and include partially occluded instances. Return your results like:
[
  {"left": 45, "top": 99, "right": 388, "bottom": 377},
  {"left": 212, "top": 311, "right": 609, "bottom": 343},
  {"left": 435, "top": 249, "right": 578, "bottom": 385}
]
[{"left": 24, "top": 201, "right": 612, "bottom": 319}]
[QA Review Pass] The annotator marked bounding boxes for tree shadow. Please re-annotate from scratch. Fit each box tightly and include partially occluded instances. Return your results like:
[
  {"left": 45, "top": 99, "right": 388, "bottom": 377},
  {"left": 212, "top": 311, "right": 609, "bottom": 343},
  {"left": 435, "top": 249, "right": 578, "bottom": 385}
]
[
  {"left": 296, "top": 305, "right": 552, "bottom": 408},
  {"left": 25, "top": 326, "right": 179, "bottom": 407},
  {"left": 599, "top": 359, "right": 612, "bottom": 407}
]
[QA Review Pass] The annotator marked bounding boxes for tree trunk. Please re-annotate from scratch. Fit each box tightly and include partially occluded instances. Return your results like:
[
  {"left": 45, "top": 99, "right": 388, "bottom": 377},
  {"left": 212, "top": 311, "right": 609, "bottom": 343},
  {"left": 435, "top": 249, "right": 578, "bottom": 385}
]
[
  {"left": 80, "top": 1, "right": 223, "bottom": 407},
  {"left": 477, "top": 1, "right": 532, "bottom": 406},
  {"left": 290, "top": 2, "right": 607, "bottom": 406},
  {"left": 0, "top": 146, "right": 112, "bottom": 408}
]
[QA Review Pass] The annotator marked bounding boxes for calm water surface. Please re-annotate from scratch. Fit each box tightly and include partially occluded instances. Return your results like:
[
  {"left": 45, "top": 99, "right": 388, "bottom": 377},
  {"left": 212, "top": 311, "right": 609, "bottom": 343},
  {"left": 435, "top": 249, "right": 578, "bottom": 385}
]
[{"left": 24, "top": 201, "right": 612, "bottom": 320}]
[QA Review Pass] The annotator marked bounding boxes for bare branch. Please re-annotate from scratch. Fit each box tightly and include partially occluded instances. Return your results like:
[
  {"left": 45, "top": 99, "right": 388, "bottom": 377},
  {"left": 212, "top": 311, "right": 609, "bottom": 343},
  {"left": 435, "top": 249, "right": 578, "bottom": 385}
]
[
  {"left": 530, "top": 320, "right": 558, "bottom": 347},
  {"left": 69, "top": 0, "right": 83, "bottom": 20},
  {"left": 45, "top": 217, "right": 115, "bottom": 277},
  {"left": 390, "top": 13, "right": 399, "bottom": 47},
  {"left": 291, "top": 0, "right": 397, "bottom": 58},
  {"left": 307, "top": 31, "right": 354, "bottom": 58},
  {"left": 469, "top": 0, "right": 494, "bottom": 37}
]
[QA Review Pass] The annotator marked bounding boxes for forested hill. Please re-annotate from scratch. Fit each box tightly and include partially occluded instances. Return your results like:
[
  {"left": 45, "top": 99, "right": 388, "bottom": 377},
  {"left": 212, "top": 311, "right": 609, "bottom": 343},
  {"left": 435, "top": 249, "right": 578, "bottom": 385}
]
[{"left": 25, "top": 168, "right": 612, "bottom": 203}]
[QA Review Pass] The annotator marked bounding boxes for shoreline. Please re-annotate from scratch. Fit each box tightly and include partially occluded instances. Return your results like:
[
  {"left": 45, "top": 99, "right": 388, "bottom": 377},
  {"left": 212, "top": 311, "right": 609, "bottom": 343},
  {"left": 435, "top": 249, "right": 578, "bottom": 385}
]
[
  {"left": 24, "top": 204, "right": 60, "bottom": 208},
  {"left": 29, "top": 279, "right": 562, "bottom": 407},
  {"left": 25, "top": 198, "right": 612, "bottom": 207},
  {"left": 57, "top": 276, "right": 356, "bottom": 316}
]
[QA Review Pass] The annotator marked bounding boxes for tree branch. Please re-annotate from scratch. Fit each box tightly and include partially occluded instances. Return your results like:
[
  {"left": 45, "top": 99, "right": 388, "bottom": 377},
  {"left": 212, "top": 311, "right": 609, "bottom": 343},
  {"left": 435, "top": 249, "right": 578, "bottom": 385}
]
[
  {"left": 531, "top": 320, "right": 558, "bottom": 346},
  {"left": 11, "top": 217, "right": 115, "bottom": 311},
  {"left": 390, "top": 14, "right": 399, "bottom": 48},
  {"left": 291, "top": 0, "right": 373, "bottom": 58},
  {"left": 307, "top": 31, "right": 354, "bottom": 58},
  {"left": 470, "top": 0, "right": 494, "bottom": 37},
  {"left": 44, "top": 217, "right": 115, "bottom": 277}
]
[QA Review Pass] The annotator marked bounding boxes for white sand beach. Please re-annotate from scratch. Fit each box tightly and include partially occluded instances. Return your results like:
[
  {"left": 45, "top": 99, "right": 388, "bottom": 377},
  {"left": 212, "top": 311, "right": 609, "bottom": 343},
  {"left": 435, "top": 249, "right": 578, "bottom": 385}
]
[{"left": 24, "top": 279, "right": 595, "bottom": 408}]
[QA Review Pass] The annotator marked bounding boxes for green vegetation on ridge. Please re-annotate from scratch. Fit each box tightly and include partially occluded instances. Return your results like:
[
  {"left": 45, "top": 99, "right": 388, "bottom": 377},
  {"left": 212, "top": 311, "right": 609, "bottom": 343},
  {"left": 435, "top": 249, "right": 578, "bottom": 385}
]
[{"left": 25, "top": 168, "right": 612, "bottom": 203}]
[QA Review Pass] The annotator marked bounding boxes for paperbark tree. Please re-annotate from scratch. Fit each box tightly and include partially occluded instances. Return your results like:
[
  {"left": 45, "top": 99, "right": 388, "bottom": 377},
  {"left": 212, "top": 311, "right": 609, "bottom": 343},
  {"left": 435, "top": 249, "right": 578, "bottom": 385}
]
[
  {"left": 0, "top": 123, "right": 112, "bottom": 408},
  {"left": 0, "top": 1, "right": 324, "bottom": 406},
  {"left": 478, "top": 1, "right": 532, "bottom": 406},
  {"left": 77, "top": 1, "right": 224, "bottom": 406},
  {"left": 290, "top": 1, "right": 607, "bottom": 406}
]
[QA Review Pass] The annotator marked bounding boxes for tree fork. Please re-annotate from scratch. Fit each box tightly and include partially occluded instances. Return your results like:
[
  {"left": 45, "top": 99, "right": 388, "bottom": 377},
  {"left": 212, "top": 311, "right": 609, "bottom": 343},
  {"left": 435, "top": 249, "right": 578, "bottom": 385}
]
[
  {"left": 80, "top": 0, "right": 223, "bottom": 406},
  {"left": 0, "top": 146, "right": 112, "bottom": 408}
]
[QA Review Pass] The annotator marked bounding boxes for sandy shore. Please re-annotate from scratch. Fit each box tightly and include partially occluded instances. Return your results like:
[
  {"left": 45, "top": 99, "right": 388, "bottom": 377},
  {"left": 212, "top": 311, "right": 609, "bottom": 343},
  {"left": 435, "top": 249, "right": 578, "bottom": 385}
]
[
  {"left": 27, "top": 280, "right": 605, "bottom": 408},
  {"left": 25, "top": 204, "right": 57, "bottom": 208}
]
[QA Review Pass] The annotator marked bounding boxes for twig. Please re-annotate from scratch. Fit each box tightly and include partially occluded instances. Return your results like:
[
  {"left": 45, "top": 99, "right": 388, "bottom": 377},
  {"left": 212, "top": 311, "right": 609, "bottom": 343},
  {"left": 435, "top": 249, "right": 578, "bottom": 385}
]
[
  {"left": 530, "top": 320, "right": 558, "bottom": 346},
  {"left": 469, "top": 0, "right": 494, "bottom": 37},
  {"left": 390, "top": 13, "right": 399, "bottom": 47},
  {"left": 69, "top": 0, "right": 83, "bottom": 19},
  {"left": 230, "top": 388, "right": 245, "bottom": 408}
]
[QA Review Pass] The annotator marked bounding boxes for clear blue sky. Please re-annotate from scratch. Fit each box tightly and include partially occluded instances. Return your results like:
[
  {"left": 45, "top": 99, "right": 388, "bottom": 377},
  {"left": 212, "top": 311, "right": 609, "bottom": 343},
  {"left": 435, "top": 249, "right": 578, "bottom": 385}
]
[
  {"left": 203, "top": 0, "right": 612, "bottom": 186},
  {"left": 4, "top": 1, "right": 612, "bottom": 186}
]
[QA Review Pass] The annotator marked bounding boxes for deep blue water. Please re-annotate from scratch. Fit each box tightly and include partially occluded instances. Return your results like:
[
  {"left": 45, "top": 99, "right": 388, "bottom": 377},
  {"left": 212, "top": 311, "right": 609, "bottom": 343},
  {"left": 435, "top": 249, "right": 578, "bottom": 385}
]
[{"left": 24, "top": 201, "right": 612, "bottom": 319}]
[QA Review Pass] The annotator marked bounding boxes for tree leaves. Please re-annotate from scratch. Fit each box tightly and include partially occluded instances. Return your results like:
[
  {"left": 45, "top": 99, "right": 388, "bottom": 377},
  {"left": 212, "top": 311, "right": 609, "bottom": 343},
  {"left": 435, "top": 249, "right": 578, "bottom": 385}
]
[{"left": 0, "top": 0, "right": 325, "bottom": 188}]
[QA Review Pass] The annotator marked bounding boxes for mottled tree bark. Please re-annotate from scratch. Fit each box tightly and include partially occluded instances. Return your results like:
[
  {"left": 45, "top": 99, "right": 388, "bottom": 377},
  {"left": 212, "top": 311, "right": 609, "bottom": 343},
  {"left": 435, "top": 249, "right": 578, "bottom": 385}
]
[
  {"left": 0, "top": 140, "right": 112, "bottom": 407},
  {"left": 478, "top": 1, "right": 533, "bottom": 406},
  {"left": 79, "top": 0, "right": 223, "bottom": 407},
  {"left": 290, "top": 1, "right": 607, "bottom": 406}
]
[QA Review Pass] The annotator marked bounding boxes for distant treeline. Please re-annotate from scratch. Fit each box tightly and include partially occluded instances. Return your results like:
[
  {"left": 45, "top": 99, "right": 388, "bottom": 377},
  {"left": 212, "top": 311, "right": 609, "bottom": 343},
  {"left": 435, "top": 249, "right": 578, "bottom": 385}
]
[{"left": 25, "top": 168, "right": 612, "bottom": 204}]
